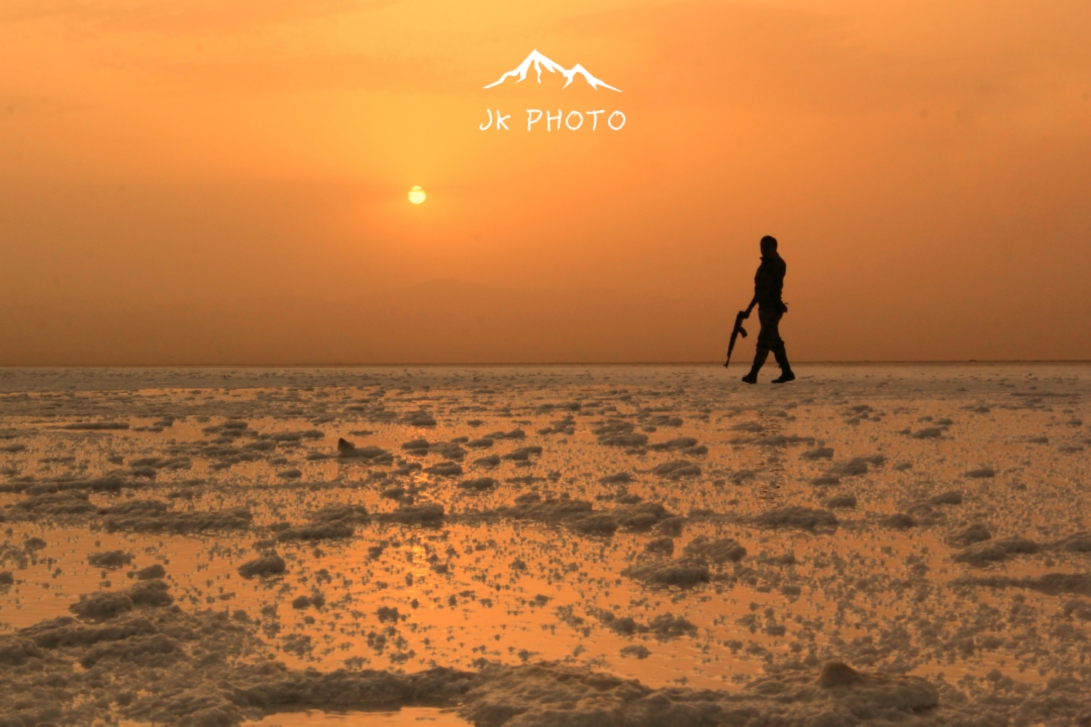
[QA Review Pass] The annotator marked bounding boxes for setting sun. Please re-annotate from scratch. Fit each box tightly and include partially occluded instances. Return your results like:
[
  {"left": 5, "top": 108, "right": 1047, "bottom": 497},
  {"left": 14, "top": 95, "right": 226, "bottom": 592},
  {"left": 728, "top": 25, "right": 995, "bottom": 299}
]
[{"left": 408, "top": 186, "right": 427, "bottom": 205}]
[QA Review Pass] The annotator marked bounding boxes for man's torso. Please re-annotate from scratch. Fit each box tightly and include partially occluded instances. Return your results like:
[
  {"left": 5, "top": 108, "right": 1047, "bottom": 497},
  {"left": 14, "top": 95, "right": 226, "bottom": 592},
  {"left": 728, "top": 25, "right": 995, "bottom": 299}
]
[{"left": 755, "top": 254, "right": 786, "bottom": 306}]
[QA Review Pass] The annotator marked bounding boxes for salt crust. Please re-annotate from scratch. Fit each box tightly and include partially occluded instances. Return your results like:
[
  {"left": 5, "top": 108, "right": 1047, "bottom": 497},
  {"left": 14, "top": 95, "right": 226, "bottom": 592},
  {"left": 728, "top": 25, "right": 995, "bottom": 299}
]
[{"left": 0, "top": 578, "right": 967, "bottom": 726}]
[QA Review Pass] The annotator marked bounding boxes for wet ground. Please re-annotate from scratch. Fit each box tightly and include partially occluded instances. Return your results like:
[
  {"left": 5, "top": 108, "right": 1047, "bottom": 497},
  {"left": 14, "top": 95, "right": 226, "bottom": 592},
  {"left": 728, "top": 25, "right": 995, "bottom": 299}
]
[{"left": 1, "top": 364, "right": 1089, "bottom": 725}]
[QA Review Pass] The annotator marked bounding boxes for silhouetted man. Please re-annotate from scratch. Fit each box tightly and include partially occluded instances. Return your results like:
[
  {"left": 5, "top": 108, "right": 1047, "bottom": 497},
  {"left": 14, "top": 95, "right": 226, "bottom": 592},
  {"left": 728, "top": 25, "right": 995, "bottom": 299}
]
[{"left": 741, "top": 235, "right": 794, "bottom": 384}]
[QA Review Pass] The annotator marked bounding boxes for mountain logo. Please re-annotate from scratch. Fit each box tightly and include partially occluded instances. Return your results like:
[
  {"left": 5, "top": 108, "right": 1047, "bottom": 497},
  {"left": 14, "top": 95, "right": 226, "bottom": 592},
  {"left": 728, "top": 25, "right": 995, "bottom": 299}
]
[{"left": 484, "top": 49, "right": 622, "bottom": 92}]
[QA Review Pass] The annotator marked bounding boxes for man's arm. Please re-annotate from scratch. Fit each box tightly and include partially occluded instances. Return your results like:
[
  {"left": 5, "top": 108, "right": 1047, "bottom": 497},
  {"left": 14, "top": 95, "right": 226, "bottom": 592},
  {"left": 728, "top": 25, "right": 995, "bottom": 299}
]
[{"left": 742, "top": 295, "right": 758, "bottom": 318}]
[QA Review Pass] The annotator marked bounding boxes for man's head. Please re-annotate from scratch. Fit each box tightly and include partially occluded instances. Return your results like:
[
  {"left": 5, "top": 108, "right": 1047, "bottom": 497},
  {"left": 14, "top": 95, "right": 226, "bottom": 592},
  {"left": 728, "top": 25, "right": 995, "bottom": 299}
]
[{"left": 760, "top": 235, "right": 778, "bottom": 256}]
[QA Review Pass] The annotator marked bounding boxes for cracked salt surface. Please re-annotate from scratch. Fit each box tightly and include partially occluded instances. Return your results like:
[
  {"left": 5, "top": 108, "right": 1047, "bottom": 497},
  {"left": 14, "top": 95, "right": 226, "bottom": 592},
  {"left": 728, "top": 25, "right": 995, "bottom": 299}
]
[{"left": 1, "top": 364, "right": 1090, "bottom": 724}]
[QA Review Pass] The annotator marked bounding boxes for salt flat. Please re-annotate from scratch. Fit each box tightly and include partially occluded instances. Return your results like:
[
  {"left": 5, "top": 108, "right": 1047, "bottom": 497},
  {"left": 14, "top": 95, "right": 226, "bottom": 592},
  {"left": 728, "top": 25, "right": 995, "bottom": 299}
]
[{"left": 1, "top": 364, "right": 1089, "bottom": 725}]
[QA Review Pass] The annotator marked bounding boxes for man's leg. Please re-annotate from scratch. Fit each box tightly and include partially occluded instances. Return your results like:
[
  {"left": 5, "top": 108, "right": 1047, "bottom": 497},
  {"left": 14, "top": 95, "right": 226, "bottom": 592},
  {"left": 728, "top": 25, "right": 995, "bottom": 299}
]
[
  {"left": 767, "top": 308, "right": 794, "bottom": 383},
  {"left": 744, "top": 306, "right": 780, "bottom": 384},
  {"left": 741, "top": 346, "right": 768, "bottom": 384},
  {"left": 772, "top": 344, "right": 795, "bottom": 383}
]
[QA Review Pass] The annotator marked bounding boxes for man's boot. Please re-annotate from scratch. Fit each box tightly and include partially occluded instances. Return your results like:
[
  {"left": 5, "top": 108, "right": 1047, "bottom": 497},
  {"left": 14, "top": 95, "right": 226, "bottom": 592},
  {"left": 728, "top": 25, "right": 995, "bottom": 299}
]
[
  {"left": 742, "top": 347, "right": 769, "bottom": 384},
  {"left": 771, "top": 344, "right": 795, "bottom": 384}
]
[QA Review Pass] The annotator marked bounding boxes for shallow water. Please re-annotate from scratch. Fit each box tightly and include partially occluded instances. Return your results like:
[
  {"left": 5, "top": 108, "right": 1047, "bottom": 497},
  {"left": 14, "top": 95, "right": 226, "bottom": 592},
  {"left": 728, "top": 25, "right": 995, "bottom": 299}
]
[
  {"left": 1, "top": 364, "right": 1089, "bottom": 724},
  {"left": 241, "top": 707, "right": 471, "bottom": 725}
]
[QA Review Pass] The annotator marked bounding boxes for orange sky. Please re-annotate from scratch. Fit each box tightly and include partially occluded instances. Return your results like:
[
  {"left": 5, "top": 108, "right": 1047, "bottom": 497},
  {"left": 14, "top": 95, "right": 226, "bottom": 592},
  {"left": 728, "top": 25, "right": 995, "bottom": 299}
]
[{"left": 1, "top": 0, "right": 1089, "bottom": 364}]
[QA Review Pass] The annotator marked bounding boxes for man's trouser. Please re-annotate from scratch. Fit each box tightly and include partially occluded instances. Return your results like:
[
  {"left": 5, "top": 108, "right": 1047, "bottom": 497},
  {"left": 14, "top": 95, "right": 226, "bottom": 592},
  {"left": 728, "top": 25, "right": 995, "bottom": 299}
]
[{"left": 750, "top": 304, "right": 789, "bottom": 372}]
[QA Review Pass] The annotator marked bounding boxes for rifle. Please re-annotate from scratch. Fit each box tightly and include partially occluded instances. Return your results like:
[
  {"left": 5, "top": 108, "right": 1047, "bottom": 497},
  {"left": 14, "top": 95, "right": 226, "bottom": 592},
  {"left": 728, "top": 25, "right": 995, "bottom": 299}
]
[{"left": 723, "top": 310, "right": 748, "bottom": 368}]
